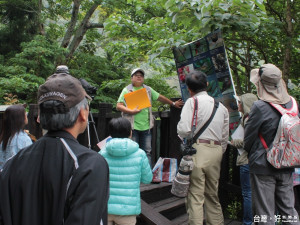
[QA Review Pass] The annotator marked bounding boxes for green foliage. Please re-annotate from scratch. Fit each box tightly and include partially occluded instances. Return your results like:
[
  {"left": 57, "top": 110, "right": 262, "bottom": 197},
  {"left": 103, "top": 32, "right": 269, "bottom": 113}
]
[
  {"left": 0, "top": 0, "right": 298, "bottom": 110},
  {"left": 0, "top": 36, "right": 64, "bottom": 104},
  {"left": 103, "top": 0, "right": 298, "bottom": 95},
  {"left": 226, "top": 199, "right": 242, "bottom": 220},
  {"left": 145, "top": 76, "right": 181, "bottom": 110},
  {"left": 104, "top": 0, "right": 268, "bottom": 66},
  {"left": 9, "top": 35, "right": 67, "bottom": 79},
  {"left": 68, "top": 52, "right": 127, "bottom": 84},
  {"left": 96, "top": 78, "right": 129, "bottom": 108},
  {"left": 288, "top": 78, "right": 300, "bottom": 103},
  {"left": 0, "top": 0, "right": 40, "bottom": 55},
  {"left": 0, "top": 73, "right": 44, "bottom": 105}
]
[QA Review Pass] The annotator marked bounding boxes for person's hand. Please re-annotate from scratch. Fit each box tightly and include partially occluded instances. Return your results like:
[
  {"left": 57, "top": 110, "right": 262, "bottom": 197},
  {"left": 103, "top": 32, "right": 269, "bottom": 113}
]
[
  {"left": 173, "top": 99, "right": 184, "bottom": 108},
  {"left": 130, "top": 106, "right": 141, "bottom": 115}
]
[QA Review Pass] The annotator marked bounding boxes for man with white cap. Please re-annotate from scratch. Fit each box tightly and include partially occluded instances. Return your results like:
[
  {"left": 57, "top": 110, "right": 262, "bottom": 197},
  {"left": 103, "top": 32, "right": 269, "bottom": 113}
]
[
  {"left": 244, "top": 64, "right": 299, "bottom": 224},
  {"left": 116, "top": 68, "right": 184, "bottom": 167},
  {"left": 0, "top": 73, "right": 109, "bottom": 225}
]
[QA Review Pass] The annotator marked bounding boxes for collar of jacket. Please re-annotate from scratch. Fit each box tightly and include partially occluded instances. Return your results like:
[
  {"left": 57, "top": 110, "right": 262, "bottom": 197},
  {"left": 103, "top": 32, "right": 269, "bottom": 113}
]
[
  {"left": 45, "top": 130, "right": 78, "bottom": 143},
  {"left": 194, "top": 91, "right": 208, "bottom": 97}
]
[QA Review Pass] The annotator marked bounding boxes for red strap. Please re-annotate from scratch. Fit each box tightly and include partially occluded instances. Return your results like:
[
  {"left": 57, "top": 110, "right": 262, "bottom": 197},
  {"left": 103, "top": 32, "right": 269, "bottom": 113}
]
[
  {"left": 269, "top": 96, "right": 298, "bottom": 115},
  {"left": 191, "top": 97, "right": 198, "bottom": 128},
  {"left": 259, "top": 133, "right": 268, "bottom": 150}
]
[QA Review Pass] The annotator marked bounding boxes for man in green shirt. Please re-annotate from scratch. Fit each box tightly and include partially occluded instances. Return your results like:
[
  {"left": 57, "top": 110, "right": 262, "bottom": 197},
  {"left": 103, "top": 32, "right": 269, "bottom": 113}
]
[{"left": 117, "top": 68, "right": 183, "bottom": 166}]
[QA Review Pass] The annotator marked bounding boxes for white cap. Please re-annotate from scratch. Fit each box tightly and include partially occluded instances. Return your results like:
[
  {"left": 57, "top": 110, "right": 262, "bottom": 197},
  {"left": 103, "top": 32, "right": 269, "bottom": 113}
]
[{"left": 131, "top": 68, "right": 145, "bottom": 77}]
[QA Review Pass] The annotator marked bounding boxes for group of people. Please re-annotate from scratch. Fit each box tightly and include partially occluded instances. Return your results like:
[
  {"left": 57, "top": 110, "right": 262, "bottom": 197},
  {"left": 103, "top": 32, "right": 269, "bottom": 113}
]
[
  {"left": 176, "top": 64, "right": 299, "bottom": 225},
  {"left": 0, "top": 67, "right": 183, "bottom": 225},
  {"left": 0, "top": 63, "right": 299, "bottom": 225}
]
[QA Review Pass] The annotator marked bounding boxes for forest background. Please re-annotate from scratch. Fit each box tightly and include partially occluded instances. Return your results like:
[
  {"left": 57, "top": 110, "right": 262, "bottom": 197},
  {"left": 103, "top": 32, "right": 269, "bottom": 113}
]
[{"left": 0, "top": 0, "right": 299, "bottom": 111}]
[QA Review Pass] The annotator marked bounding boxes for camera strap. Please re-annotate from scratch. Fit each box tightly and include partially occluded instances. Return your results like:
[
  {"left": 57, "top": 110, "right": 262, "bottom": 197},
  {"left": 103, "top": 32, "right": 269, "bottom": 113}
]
[
  {"left": 191, "top": 98, "right": 219, "bottom": 144},
  {"left": 191, "top": 97, "right": 198, "bottom": 134}
]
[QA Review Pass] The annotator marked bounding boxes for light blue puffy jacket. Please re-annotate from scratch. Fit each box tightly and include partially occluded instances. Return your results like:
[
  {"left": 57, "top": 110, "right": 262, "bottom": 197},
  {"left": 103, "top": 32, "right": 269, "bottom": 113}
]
[{"left": 100, "top": 138, "right": 153, "bottom": 215}]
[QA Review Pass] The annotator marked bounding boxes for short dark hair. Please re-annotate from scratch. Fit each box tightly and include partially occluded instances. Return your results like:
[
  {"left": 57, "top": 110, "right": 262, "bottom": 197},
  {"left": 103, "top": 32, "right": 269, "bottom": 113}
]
[
  {"left": 108, "top": 117, "right": 131, "bottom": 138},
  {"left": 185, "top": 70, "right": 207, "bottom": 93},
  {"left": 39, "top": 98, "right": 88, "bottom": 131}
]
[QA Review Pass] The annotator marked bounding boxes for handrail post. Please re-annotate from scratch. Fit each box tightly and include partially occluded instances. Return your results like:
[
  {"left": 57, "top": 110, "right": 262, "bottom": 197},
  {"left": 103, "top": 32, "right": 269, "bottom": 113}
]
[{"left": 97, "top": 103, "right": 112, "bottom": 144}]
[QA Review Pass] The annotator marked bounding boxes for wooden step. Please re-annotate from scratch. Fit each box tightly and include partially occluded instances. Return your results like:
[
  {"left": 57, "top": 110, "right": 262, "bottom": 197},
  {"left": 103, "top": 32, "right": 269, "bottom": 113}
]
[
  {"left": 171, "top": 213, "right": 189, "bottom": 225},
  {"left": 139, "top": 200, "right": 173, "bottom": 225},
  {"left": 139, "top": 182, "right": 187, "bottom": 224},
  {"left": 151, "top": 196, "right": 184, "bottom": 212},
  {"left": 141, "top": 182, "right": 174, "bottom": 204},
  {"left": 150, "top": 196, "right": 186, "bottom": 220},
  {"left": 140, "top": 182, "right": 171, "bottom": 192}
]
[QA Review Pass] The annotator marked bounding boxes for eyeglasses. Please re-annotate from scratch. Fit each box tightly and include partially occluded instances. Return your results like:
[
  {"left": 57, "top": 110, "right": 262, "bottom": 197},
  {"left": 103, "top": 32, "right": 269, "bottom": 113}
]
[{"left": 133, "top": 74, "right": 144, "bottom": 78}]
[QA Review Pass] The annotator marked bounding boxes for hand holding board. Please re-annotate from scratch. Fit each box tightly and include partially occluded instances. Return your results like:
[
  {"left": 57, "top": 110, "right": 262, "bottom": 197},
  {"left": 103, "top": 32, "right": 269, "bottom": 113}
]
[{"left": 124, "top": 88, "right": 151, "bottom": 110}]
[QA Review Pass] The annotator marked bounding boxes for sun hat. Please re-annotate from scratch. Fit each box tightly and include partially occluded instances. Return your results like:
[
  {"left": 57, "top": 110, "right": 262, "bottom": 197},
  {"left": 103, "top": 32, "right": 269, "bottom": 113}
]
[
  {"left": 131, "top": 68, "right": 145, "bottom": 77},
  {"left": 250, "top": 64, "right": 290, "bottom": 104},
  {"left": 38, "top": 73, "right": 91, "bottom": 113}
]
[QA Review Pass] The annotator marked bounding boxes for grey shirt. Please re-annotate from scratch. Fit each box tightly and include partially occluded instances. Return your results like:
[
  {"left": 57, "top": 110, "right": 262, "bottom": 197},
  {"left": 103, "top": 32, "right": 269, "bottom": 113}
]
[{"left": 177, "top": 91, "right": 229, "bottom": 152}]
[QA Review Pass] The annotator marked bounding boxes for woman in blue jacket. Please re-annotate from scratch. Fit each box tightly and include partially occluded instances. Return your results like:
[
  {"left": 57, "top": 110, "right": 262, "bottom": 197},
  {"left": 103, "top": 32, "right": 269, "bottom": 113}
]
[{"left": 100, "top": 117, "right": 153, "bottom": 225}]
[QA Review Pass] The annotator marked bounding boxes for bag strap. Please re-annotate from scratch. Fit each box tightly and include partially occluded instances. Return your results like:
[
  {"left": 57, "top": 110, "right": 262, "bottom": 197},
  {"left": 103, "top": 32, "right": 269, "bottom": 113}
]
[
  {"left": 259, "top": 133, "right": 269, "bottom": 150},
  {"left": 260, "top": 96, "right": 299, "bottom": 150},
  {"left": 191, "top": 97, "right": 198, "bottom": 134},
  {"left": 191, "top": 99, "right": 219, "bottom": 144},
  {"left": 269, "top": 96, "right": 298, "bottom": 116}
]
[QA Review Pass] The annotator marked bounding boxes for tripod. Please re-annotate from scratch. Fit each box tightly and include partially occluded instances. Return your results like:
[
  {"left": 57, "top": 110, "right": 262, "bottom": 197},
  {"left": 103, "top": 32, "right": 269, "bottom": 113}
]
[{"left": 86, "top": 111, "right": 100, "bottom": 149}]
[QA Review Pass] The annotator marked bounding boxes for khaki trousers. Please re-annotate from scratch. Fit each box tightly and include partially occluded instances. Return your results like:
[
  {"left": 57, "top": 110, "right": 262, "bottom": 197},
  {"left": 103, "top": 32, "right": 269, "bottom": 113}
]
[
  {"left": 186, "top": 141, "right": 224, "bottom": 225},
  {"left": 107, "top": 214, "right": 136, "bottom": 225}
]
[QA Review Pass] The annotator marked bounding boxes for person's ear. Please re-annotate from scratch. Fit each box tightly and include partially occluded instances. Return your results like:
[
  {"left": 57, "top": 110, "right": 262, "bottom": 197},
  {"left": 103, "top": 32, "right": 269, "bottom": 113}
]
[
  {"left": 207, "top": 81, "right": 209, "bottom": 87},
  {"left": 78, "top": 108, "right": 88, "bottom": 123},
  {"left": 187, "top": 87, "right": 193, "bottom": 96}
]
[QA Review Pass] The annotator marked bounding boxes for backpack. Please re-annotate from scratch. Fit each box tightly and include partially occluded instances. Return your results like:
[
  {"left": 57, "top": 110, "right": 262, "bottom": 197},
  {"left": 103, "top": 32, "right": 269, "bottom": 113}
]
[{"left": 259, "top": 96, "right": 300, "bottom": 169}]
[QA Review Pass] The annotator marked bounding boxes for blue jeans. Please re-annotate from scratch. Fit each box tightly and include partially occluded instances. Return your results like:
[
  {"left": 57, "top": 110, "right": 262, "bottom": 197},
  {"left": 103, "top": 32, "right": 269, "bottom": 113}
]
[
  {"left": 240, "top": 164, "right": 252, "bottom": 225},
  {"left": 132, "top": 129, "right": 152, "bottom": 166}
]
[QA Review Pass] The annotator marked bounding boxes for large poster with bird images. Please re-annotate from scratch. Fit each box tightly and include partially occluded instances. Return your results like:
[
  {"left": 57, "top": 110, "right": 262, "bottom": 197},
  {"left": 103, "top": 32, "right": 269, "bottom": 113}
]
[{"left": 173, "top": 29, "right": 240, "bottom": 131}]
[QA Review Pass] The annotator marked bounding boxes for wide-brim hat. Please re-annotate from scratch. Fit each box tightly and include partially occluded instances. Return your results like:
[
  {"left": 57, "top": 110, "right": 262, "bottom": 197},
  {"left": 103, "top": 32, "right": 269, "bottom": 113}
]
[
  {"left": 131, "top": 68, "right": 145, "bottom": 77},
  {"left": 38, "top": 73, "right": 91, "bottom": 113},
  {"left": 250, "top": 64, "right": 290, "bottom": 104}
]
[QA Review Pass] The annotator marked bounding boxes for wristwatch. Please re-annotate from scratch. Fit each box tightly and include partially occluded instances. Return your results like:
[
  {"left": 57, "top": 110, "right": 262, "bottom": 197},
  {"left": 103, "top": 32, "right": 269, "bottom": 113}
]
[{"left": 172, "top": 102, "right": 176, "bottom": 106}]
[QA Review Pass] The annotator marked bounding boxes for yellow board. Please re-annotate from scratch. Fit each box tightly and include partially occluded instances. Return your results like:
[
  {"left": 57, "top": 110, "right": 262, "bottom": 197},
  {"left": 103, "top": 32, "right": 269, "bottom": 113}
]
[{"left": 124, "top": 88, "right": 151, "bottom": 110}]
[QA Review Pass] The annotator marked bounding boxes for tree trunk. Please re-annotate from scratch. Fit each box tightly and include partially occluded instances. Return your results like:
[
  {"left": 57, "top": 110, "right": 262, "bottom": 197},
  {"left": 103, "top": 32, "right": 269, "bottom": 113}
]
[
  {"left": 66, "top": 2, "right": 101, "bottom": 61},
  {"left": 36, "top": 0, "right": 45, "bottom": 35},
  {"left": 61, "top": 0, "right": 81, "bottom": 48},
  {"left": 282, "top": 0, "right": 293, "bottom": 82}
]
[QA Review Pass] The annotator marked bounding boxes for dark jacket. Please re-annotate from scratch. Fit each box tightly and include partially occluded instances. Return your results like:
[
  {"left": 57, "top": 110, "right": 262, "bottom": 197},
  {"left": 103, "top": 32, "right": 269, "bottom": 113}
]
[
  {"left": 0, "top": 130, "right": 109, "bottom": 225},
  {"left": 244, "top": 99, "right": 294, "bottom": 175}
]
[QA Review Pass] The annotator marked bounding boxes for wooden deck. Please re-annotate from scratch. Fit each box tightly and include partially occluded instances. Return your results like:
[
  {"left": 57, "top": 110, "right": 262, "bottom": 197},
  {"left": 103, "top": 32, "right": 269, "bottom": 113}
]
[{"left": 138, "top": 182, "right": 242, "bottom": 225}]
